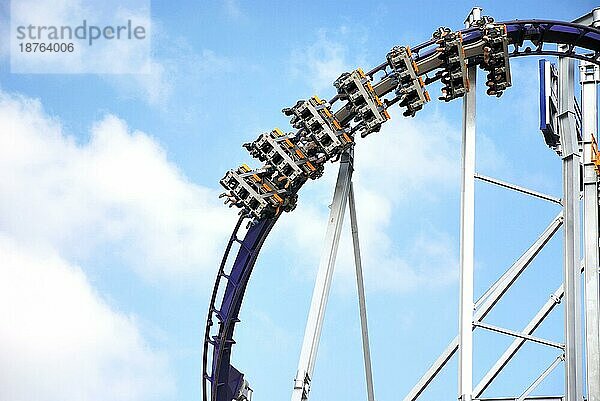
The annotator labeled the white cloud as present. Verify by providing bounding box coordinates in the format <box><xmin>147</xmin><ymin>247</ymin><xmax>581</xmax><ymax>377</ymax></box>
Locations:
<box><xmin>112</xmin><ymin>59</ymin><xmax>174</xmax><ymax>106</ymax></box>
<box><xmin>0</xmin><ymin>90</ymin><xmax>235</xmax><ymax>284</ymax></box>
<box><xmin>0</xmin><ymin>80</ymin><xmax>239</xmax><ymax>400</ymax></box>
<box><xmin>101</xmin><ymin>18</ymin><xmax>175</xmax><ymax>106</ymax></box>
<box><xmin>2</xmin><ymin>0</ymin><xmax>236</xmax><ymax>106</ymax></box>
<box><xmin>356</xmin><ymin>111</ymin><xmax>462</xmax><ymax>201</ymax></box>
<box><xmin>0</xmin><ymin>1</ymin><xmax>9</xmax><ymax>60</ymax></box>
<box><xmin>223</xmin><ymin>0</ymin><xmax>244</xmax><ymax>20</ymax></box>
<box><xmin>289</xmin><ymin>27</ymin><xmax>369</xmax><ymax>93</ymax></box>
<box><xmin>3</xmin><ymin>0</ymin><xmax>209</xmax><ymax>108</ymax></box>
<box><xmin>0</xmin><ymin>235</ymin><xmax>174</xmax><ymax>401</ymax></box>
<box><xmin>339</xmin><ymin>185</ymin><xmax>460</xmax><ymax>293</ymax></box>
<box><xmin>10</xmin><ymin>0</ymin><xmax>152</xmax><ymax>74</ymax></box>
<box><xmin>105</xmin><ymin>34</ymin><xmax>233</xmax><ymax>107</ymax></box>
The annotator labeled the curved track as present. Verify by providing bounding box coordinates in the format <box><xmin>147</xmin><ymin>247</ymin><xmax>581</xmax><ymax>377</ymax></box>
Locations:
<box><xmin>203</xmin><ymin>18</ymin><xmax>600</xmax><ymax>401</ymax></box>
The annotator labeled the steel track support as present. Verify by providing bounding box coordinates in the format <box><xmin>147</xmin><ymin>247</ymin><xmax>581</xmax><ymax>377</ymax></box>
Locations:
<box><xmin>474</xmin><ymin>285</ymin><xmax>565</xmax><ymax>397</ymax></box>
<box><xmin>558</xmin><ymin>46</ymin><xmax>584</xmax><ymax>401</ymax></box>
<box><xmin>458</xmin><ymin>57</ymin><xmax>476</xmax><ymax>401</ymax></box>
<box><xmin>458</xmin><ymin>8</ymin><xmax>481</xmax><ymax>401</ymax></box>
<box><xmin>517</xmin><ymin>355</ymin><xmax>565</xmax><ymax>401</ymax></box>
<box><xmin>472</xmin><ymin>322</ymin><xmax>565</xmax><ymax>350</ymax></box>
<box><xmin>572</xmin><ymin>7</ymin><xmax>600</xmax><ymax>26</ymax></box>
<box><xmin>349</xmin><ymin>182</ymin><xmax>376</xmax><ymax>401</ymax></box>
<box><xmin>292</xmin><ymin>152</ymin><xmax>353</xmax><ymax>401</ymax></box>
<box><xmin>473</xmin><ymin>174</ymin><xmax>562</xmax><ymax>205</ymax></box>
<box><xmin>580</xmin><ymin>60</ymin><xmax>600</xmax><ymax>401</ymax></box>
<box><xmin>403</xmin><ymin>213</ymin><xmax>562</xmax><ymax>401</ymax></box>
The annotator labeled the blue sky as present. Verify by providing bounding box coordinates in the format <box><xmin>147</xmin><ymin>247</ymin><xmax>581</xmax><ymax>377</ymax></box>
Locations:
<box><xmin>0</xmin><ymin>1</ymin><xmax>596</xmax><ymax>400</ymax></box>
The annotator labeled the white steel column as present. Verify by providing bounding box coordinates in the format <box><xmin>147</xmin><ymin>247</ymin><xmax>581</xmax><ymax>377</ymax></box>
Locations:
<box><xmin>292</xmin><ymin>152</ymin><xmax>353</xmax><ymax>401</ymax></box>
<box><xmin>458</xmin><ymin>8</ymin><xmax>480</xmax><ymax>401</ymax></box>
<box><xmin>349</xmin><ymin>182</ymin><xmax>376</xmax><ymax>401</ymax></box>
<box><xmin>580</xmin><ymin>60</ymin><xmax>600</xmax><ymax>401</ymax></box>
<box><xmin>558</xmin><ymin>47</ymin><xmax>584</xmax><ymax>401</ymax></box>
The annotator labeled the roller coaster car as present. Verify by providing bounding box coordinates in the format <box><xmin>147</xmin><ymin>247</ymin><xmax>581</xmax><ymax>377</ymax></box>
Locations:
<box><xmin>435</xmin><ymin>29</ymin><xmax>469</xmax><ymax>102</ymax></box>
<box><xmin>480</xmin><ymin>23</ymin><xmax>512</xmax><ymax>97</ymax></box>
<box><xmin>242</xmin><ymin>128</ymin><xmax>322</xmax><ymax>181</ymax></box>
<box><xmin>334</xmin><ymin>69</ymin><xmax>390</xmax><ymax>137</ymax></box>
<box><xmin>283</xmin><ymin>96</ymin><xmax>352</xmax><ymax>158</ymax></box>
<box><xmin>219</xmin><ymin>164</ymin><xmax>294</xmax><ymax>219</ymax></box>
<box><xmin>387</xmin><ymin>45</ymin><xmax>431</xmax><ymax>117</ymax></box>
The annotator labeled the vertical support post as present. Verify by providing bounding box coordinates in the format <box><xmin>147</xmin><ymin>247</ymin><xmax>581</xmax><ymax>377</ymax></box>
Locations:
<box><xmin>558</xmin><ymin>47</ymin><xmax>584</xmax><ymax>401</ymax></box>
<box><xmin>292</xmin><ymin>152</ymin><xmax>353</xmax><ymax>401</ymax></box>
<box><xmin>580</xmin><ymin>60</ymin><xmax>600</xmax><ymax>401</ymax></box>
<box><xmin>349</xmin><ymin>182</ymin><xmax>376</xmax><ymax>401</ymax></box>
<box><xmin>458</xmin><ymin>8</ymin><xmax>480</xmax><ymax>401</ymax></box>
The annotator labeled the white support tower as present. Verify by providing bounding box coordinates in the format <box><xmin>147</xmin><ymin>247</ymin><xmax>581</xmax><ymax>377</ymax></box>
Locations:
<box><xmin>580</xmin><ymin>59</ymin><xmax>600</xmax><ymax>401</ymax></box>
<box><xmin>292</xmin><ymin>153</ymin><xmax>353</xmax><ymax>401</ymax></box>
<box><xmin>349</xmin><ymin>182</ymin><xmax>376</xmax><ymax>401</ymax></box>
<box><xmin>292</xmin><ymin>152</ymin><xmax>375</xmax><ymax>401</ymax></box>
<box><xmin>458</xmin><ymin>7</ymin><xmax>480</xmax><ymax>401</ymax></box>
<box><xmin>558</xmin><ymin>46</ymin><xmax>584</xmax><ymax>401</ymax></box>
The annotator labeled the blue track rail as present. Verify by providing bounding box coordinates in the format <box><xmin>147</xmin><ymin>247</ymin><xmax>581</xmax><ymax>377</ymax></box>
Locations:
<box><xmin>203</xmin><ymin>18</ymin><xmax>600</xmax><ymax>401</ymax></box>
<box><xmin>203</xmin><ymin>216</ymin><xmax>278</xmax><ymax>401</ymax></box>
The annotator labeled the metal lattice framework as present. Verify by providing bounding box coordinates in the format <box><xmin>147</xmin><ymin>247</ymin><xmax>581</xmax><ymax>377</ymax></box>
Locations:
<box><xmin>203</xmin><ymin>8</ymin><xmax>600</xmax><ymax>401</ymax></box>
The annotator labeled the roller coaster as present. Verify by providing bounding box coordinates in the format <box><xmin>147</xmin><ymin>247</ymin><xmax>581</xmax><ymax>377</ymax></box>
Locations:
<box><xmin>203</xmin><ymin>7</ymin><xmax>600</xmax><ymax>401</ymax></box>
